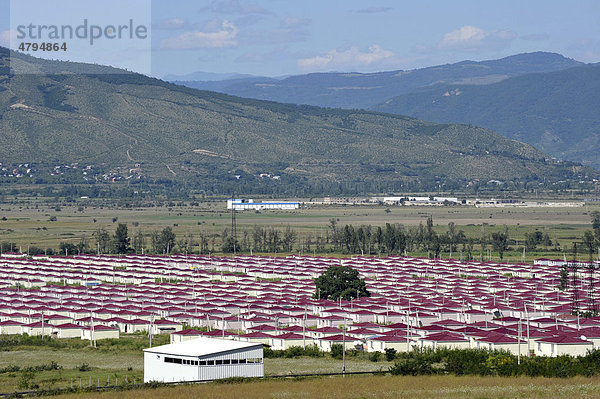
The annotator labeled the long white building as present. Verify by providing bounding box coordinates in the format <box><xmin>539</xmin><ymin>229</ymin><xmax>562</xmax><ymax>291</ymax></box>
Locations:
<box><xmin>143</xmin><ymin>337</ymin><xmax>264</xmax><ymax>383</ymax></box>
<box><xmin>227</xmin><ymin>199</ymin><xmax>299</xmax><ymax>211</ymax></box>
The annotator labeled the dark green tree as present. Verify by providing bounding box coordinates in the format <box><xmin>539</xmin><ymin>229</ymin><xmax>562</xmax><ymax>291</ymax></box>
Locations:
<box><xmin>592</xmin><ymin>211</ymin><xmax>600</xmax><ymax>235</ymax></box>
<box><xmin>132</xmin><ymin>230</ymin><xmax>145</xmax><ymax>254</ymax></box>
<box><xmin>152</xmin><ymin>227</ymin><xmax>176</xmax><ymax>254</ymax></box>
<box><xmin>160</xmin><ymin>227</ymin><xmax>176</xmax><ymax>254</ymax></box>
<box><xmin>313</xmin><ymin>265</ymin><xmax>370</xmax><ymax>300</ymax></box>
<box><xmin>491</xmin><ymin>229</ymin><xmax>509</xmax><ymax>260</ymax></box>
<box><xmin>559</xmin><ymin>264</ymin><xmax>569</xmax><ymax>291</ymax></box>
<box><xmin>112</xmin><ymin>223</ymin><xmax>131</xmax><ymax>254</ymax></box>
<box><xmin>59</xmin><ymin>242</ymin><xmax>78</xmax><ymax>255</ymax></box>
<box><xmin>93</xmin><ymin>227</ymin><xmax>110</xmax><ymax>254</ymax></box>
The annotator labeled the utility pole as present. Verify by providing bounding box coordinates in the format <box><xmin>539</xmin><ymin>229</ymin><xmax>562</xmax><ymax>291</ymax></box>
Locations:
<box><xmin>342</xmin><ymin>320</ymin><xmax>346</xmax><ymax>376</ymax></box>
<box><xmin>571</xmin><ymin>243</ymin><xmax>580</xmax><ymax>315</ymax></box>
<box><xmin>149</xmin><ymin>315</ymin><xmax>154</xmax><ymax>348</ymax></box>
<box><xmin>517</xmin><ymin>315</ymin><xmax>521</xmax><ymax>365</ymax></box>
<box><xmin>231</xmin><ymin>194</ymin><xmax>237</xmax><ymax>256</ymax></box>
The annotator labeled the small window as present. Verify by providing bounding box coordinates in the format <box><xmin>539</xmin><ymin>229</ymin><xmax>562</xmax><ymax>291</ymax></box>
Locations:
<box><xmin>199</xmin><ymin>360</ymin><xmax>207</xmax><ymax>366</ymax></box>
<box><xmin>231</xmin><ymin>359</ymin><xmax>239</xmax><ymax>364</ymax></box>
<box><xmin>215</xmin><ymin>360</ymin><xmax>223</xmax><ymax>365</ymax></box>
<box><xmin>192</xmin><ymin>361</ymin><xmax>198</xmax><ymax>365</ymax></box>
<box><xmin>223</xmin><ymin>359</ymin><xmax>231</xmax><ymax>365</ymax></box>
<box><xmin>239</xmin><ymin>359</ymin><xmax>246</xmax><ymax>364</ymax></box>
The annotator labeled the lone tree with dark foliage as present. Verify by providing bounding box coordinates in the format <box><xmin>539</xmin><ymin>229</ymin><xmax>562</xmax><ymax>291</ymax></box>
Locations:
<box><xmin>314</xmin><ymin>265</ymin><xmax>370</xmax><ymax>300</ymax></box>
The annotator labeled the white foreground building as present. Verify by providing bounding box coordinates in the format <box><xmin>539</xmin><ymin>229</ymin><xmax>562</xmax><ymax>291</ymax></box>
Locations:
<box><xmin>143</xmin><ymin>337</ymin><xmax>264</xmax><ymax>383</ymax></box>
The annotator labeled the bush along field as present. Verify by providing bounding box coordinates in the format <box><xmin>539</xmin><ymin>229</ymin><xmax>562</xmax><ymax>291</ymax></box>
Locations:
<box><xmin>388</xmin><ymin>347</ymin><xmax>600</xmax><ymax>378</ymax></box>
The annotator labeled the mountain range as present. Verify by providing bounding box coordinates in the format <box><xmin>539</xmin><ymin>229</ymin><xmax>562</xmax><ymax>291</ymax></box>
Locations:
<box><xmin>0</xmin><ymin>48</ymin><xmax>594</xmax><ymax>195</ymax></box>
<box><xmin>371</xmin><ymin>63</ymin><xmax>600</xmax><ymax>169</ymax></box>
<box><xmin>172</xmin><ymin>52</ymin><xmax>599</xmax><ymax>169</ymax></box>
<box><xmin>172</xmin><ymin>52</ymin><xmax>581</xmax><ymax>110</ymax></box>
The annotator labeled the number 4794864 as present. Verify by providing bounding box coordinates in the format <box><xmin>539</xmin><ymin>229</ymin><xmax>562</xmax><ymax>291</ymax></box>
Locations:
<box><xmin>18</xmin><ymin>42</ymin><xmax>67</xmax><ymax>52</ymax></box>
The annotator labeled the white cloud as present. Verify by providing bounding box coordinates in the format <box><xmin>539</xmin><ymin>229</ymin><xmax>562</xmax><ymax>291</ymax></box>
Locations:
<box><xmin>160</xmin><ymin>20</ymin><xmax>238</xmax><ymax>49</ymax></box>
<box><xmin>438</xmin><ymin>25</ymin><xmax>516</xmax><ymax>51</ymax></box>
<box><xmin>0</xmin><ymin>30</ymin><xmax>15</xmax><ymax>48</ymax></box>
<box><xmin>356</xmin><ymin>7</ymin><xmax>392</xmax><ymax>14</ymax></box>
<box><xmin>154</xmin><ymin>18</ymin><xmax>187</xmax><ymax>30</ymax></box>
<box><xmin>298</xmin><ymin>45</ymin><xmax>394</xmax><ymax>71</ymax></box>
<box><xmin>203</xmin><ymin>0</ymin><xmax>270</xmax><ymax>15</ymax></box>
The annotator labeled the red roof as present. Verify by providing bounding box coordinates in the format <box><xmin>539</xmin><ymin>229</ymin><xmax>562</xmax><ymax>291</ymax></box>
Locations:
<box><xmin>538</xmin><ymin>335</ymin><xmax>592</xmax><ymax>344</ymax></box>
<box><xmin>53</xmin><ymin>323</ymin><xmax>82</xmax><ymax>329</ymax></box>
<box><xmin>476</xmin><ymin>333</ymin><xmax>519</xmax><ymax>344</ymax></box>
<box><xmin>422</xmin><ymin>332</ymin><xmax>468</xmax><ymax>342</ymax></box>
<box><xmin>275</xmin><ymin>332</ymin><xmax>304</xmax><ymax>340</ymax></box>
<box><xmin>318</xmin><ymin>334</ymin><xmax>359</xmax><ymax>342</ymax></box>
<box><xmin>172</xmin><ymin>328</ymin><xmax>203</xmax><ymax>336</ymax></box>
<box><xmin>240</xmin><ymin>331</ymin><xmax>274</xmax><ymax>338</ymax></box>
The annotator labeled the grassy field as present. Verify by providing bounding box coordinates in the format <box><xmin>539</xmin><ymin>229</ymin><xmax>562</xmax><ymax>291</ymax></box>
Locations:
<box><xmin>0</xmin><ymin>337</ymin><xmax>392</xmax><ymax>393</ymax></box>
<box><xmin>0</xmin><ymin>335</ymin><xmax>168</xmax><ymax>392</ymax></box>
<box><xmin>43</xmin><ymin>374</ymin><xmax>600</xmax><ymax>399</ymax></box>
<box><xmin>3</xmin><ymin>344</ymin><xmax>600</xmax><ymax>398</ymax></box>
<box><xmin>0</xmin><ymin>200</ymin><xmax>598</xmax><ymax>261</ymax></box>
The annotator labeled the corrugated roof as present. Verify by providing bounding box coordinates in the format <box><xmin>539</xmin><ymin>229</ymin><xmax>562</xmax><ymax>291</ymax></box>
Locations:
<box><xmin>143</xmin><ymin>337</ymin><xmax>262</xmax><ymax>357</ymax></box>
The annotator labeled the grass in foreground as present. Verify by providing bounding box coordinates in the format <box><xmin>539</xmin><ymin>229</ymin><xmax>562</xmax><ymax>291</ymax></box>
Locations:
<box><xmin>48</xmin><ymin>375</ymin><xmax>600</xmax><ymax>399</ymax></box>
<box><xmin>0</xmin><ymin>348</ymin><xmax>391</xmax><ymax>392</ymax></box>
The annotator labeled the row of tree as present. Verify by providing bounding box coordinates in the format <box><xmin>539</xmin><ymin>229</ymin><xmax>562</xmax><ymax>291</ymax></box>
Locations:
<box><xmin>5</xmin><ymin>211</ymin><xmax>598</xmax><ymax>259</ymax></box>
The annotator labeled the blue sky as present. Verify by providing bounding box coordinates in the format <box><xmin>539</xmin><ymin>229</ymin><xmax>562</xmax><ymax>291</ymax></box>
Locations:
<box><xmin>2</xmin><ymin>0</ymin><xmax>600</xmax><ymax>78</ymax></box>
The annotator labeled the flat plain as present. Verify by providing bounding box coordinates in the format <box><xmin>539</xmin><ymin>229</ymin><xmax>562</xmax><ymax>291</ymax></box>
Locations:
<box><xmin>0</xmin><ymin>200</ymin><xmax>598</xmax><ymax>261</ymax></box>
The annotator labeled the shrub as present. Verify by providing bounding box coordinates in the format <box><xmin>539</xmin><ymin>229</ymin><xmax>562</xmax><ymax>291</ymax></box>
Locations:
<box><xmin>389</xmin><ymin>357</ymin><xmax>434</xmax><ymax>376</ymax></box>
<box><xmin>0</xmin><ymin>365</ymin><xmax>20</xmax><ymax>374</ymax></box>
<box><xmin>445</xmin><ymin>349</ymin><xmax>492</xmax><ymax>376</ymax></box>
<box><xmin>384</xmin><ymin>348</ymin><xmax>397</xmax><ymax>361</ymax></box>
<box><xmin>284</xmin><ymin>346</ymin><xmax>305</xmax><ymax>358</ymax></box>
<box><xmin>77</xmin><ymin>363</ymin><xmax>91</xmax><ymax>372</ymax></box>
<box><xmin>263</xmin><ymin>347</ymin><xmax>282</xmax><ymax>358</ymax></box>
<box><xmin>331</xmin><ymin>344</ymin><xmax>344</xmax><ymax>360</ymax></box>
<box><xmin>369</xmin><ymin>351</ymin><xmax>382</xmax><ymax>362</ymax></box>
<box><xmin>303</xmin><ymin>344</ymin><xmax>324</xmax><ymax>358</ymax></box>
<box><xmin>486</xmin><ymin>353</ymin><xmax>520</xmax><ymax>376</ymax></box>
<box><xmin>18</xmin><ymin>371</ymin><xmax>39</xmax><ymax>390</ymax></box>
<box><xmin>543</xmin><ymin>355</ymin><xmax>578</xmax><ymax>378</ymax></box>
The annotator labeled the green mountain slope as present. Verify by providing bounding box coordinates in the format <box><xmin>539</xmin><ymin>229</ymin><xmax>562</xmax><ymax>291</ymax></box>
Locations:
<box><xmin>371</xmin><ymin>64</ymin><xmax>600</xmax><ymax>169</ymax></box>
<box><xmin>174</xmin><ymin>52</ymin><xmax>582</xmax><ymax>109</ymax></box>
<box><xmin>0</xmin><ymin>48</ymin><xmax>594</xmax><ymax>195</ymax></box>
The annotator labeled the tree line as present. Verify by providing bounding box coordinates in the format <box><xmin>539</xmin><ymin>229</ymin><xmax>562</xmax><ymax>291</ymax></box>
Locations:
<box><xmin>2</xmin><ymin>211</ymin><xmax>598</xmax><ymax>259</ymax></box>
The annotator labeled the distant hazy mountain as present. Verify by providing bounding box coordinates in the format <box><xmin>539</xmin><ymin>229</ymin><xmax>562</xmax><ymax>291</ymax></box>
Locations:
<box><xmin>164</xmin><ymin>71</ymin><xmax>258</xmax><ymax>82</ymax></box>
<box><xmin>0</xmin><ymin>47</ymin><xmax>591</xmax><ymax>195</ymax></box>
<box><xmin>173</xmin><ymin>52</ymin><xmax>582</xmax><ymax>109</ymax></box>
<box><xmin>372</xmin><ymin>63</ymin><xmax>600</xmax><ymax>169</ymax></box>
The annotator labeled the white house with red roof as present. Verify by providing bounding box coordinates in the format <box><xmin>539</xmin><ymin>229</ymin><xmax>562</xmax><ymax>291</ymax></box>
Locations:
<box><xmin>270</xmin><ymin>332</ymin><xmax>308</xmax><ymax>350</ymax></box>
<box><xmin>170</xmin><ymin>328</ymin><xmax>204</xmax><ymax>344</ymax></box>
<box><xmin>81</xmin><ymin>325</ymin><xmax>119</xmax><ymax>340</ymax></box>
<box><xmin>52</xmin><ymin>323</ymin><xmax>83</xmax><ymax>339</ymax></box>
<box><xmin>535</xmin><ymin>335</ymin><xmax>594</xmax><ymax>357</ymax></box>
<box><xmin>419</xmin><ymin>331</ymin><xmax>470</xmax><ymax>350</ymax></box>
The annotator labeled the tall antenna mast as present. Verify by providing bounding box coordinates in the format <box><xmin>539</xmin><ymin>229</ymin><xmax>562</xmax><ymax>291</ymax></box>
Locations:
<box><xmin>231</xmin><ymin>193</ymin><xmax>237</xmax><ymax>255</ymax></box>
<box><xmin>571</xmin><ymin>243</ymin><xmax>579</xmax><ymax>315</ymax></box>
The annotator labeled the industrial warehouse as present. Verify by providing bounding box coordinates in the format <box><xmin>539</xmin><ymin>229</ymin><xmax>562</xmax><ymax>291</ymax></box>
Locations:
<box><xmin>227</xmin><ymin>199</ymin><xmax>300</xmax><ymax>211</ymax></box>
<box><xmin>143</xmin><ymin>337</ymin><xmax>264</xmax><ymax>383</ymax></box>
